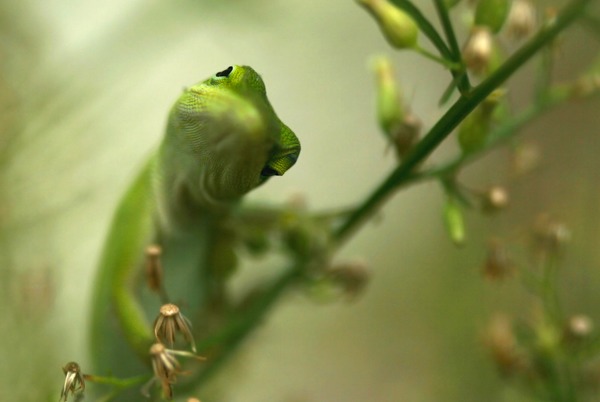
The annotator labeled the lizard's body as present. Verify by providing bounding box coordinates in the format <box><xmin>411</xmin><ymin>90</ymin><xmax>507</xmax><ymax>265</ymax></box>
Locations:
<box><xmin>89</xmin><ymin>65</ymin><xmax>300</xmax><ymax>392</ymax></box>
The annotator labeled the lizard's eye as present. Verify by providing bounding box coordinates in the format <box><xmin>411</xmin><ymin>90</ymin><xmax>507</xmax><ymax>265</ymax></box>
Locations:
<box><xmin>215</xmin><ymin>66</ymin><xmax>233</xmax><ymax>78</ymax></box>
<box><xmin>260</xmin><ymin>166</ymin><xmax>281</xmax><ymax>178</ymax></box>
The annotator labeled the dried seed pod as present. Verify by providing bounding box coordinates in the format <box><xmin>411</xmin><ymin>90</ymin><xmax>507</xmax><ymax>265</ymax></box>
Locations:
<box><xmin>483</xmin><ymin>238</ymin><xmax>514</xmax><ymax>280</ymax></box>
<box><xmin>391</xmin><ymin>112</ymin><xmax>421</xmax><ymax>159</ymax></box>
<box><xmin>532</xmin><ymin>214</ymin><xmax>571</xmax><ymax>254</ymax></box>
<box><xmin>154</xmin><ymin>303</ymin><xmax>197</xmax><ymax>352</ymax></box>
<box><xmin>327</xmin><ymin>260</ymin><xmax>371</xmax><ymax>300</ymax></box>
<box><xmin>60</xmin><ymin>362</ymin><xmax>86</xmax><ymax>402</ymax></box>
<box><xmin>484</xmin><ymin>314</ymin><xmax>527</xmax><ymax>375</ymax></box>
<box><xmin>146</xmin><ymin>245</ymin><xmax>163</xmax><ymax>292</ymax></box>
<box><xmin>148</xmin><ymin>343</ymin><xmax>206</xmax><ymax>400</ymax></box>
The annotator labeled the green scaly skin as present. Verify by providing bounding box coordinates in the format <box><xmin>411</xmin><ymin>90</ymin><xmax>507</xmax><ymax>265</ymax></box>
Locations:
<box><xmin>89</xmin><ymin>65</ymin><xmax>300</xmax><ymax>397</ymax></box>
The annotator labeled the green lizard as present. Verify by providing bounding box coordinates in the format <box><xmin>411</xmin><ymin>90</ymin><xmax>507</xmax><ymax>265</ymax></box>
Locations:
<box><xmin>89</xmin><ymin>65</ymin><xmax>300</xmax><ymax>397</ymax></box>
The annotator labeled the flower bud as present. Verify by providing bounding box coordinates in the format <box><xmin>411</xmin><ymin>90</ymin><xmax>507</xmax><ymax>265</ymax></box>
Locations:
<box><xmin>572</xmin><ymin>56</ymin><xmax>600</xmax><ymax>98</ymax></box>
<box><xmin>458</xmin><ymin>89</ymin><xmax>503</xmax><ymax>153</ymax></box>
<box><xmin>510</xmin><ymin>141</ymin><xmax>541</xmax><ymax>175</ymax></box>
<box><xmin>505</xmin><ymin>0</ymin><xmax>537</xmax><ymax>40</ymax></box>
<box><xmin>481</xmin><ymin>185</ymin><xmax>509</xmax><ymax>213</ymax></box>
<box><xmin>565</xmin><ymin>314</ymin><xmax>593</xmax><ymax>340</ymax></box>
<box><xmin>372</xmin><ymin>56</ymin><xmax>405</xmax><ymax>137</ymax></box>
<box><xmin>462</xmin><ymin>26</ymin><xmax>495</xmax><ymax>75</ymax></box>
<box><xmin>443</xmin><ymin>196</ymin><xmax>466</xmax><ymax>246</ymax></box>
<box><xmin>474</xmin><ymin>0</ymin><xmax>510</xmax><ymax>33</ymax></box>
<box><xmin>357</xmin><ymin>0</ymin><xmax>419</xmax><ymax>49</ymax></box>
<box><xmin>371</xmin><ymin>56</ymin><xmax>420</xmax><ymax>158</ymax></box>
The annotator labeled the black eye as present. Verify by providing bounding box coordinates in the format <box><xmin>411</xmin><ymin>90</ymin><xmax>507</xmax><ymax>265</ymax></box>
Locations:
<box><xmin>260</xmin><ymin>166</ymin><xmax>280</xmax><ymax>177</ymax></box>
<box><xmin>216</xmin><ymin>66</ymin><xmax>233</xmax><ymax>77</ymax></box>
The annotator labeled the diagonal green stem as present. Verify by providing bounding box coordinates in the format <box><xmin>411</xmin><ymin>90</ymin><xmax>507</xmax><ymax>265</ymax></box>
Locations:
<box><xmin>433</xmin><ymin>0</ymin><xmax>462</xmax><ymax>59</ymax></box>
<box><xmin>433</xmin><ymin>0</ymin><xmax>471</xmax><ymax>94</ymax></box>
<box><xmin>413</xmin><ymin>85</ymin><xmax>573</xmax><ymax>180</ymax></box>
<box><xmin>333</xmin><ymin>0</ymin><xmax>592</xmax><ymax>245</ymax></box>
<box><xmin>191</xmin><ymin>264</ymin><xmax>304</xmax><ymax>386</ymax></box>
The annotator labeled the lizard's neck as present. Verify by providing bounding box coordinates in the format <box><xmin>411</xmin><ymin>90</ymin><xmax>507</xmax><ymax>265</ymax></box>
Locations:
<box><xmin>152</xmin><ymin>134</ymin><xmax>236</xmax><ymax>234</ymax></box>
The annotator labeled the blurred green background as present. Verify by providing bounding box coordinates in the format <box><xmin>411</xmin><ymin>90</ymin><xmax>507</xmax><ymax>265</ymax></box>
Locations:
<box><xmin>1</xmin><ymin>0</ymin><xmax>599</xmax><ymax>401</ymax></box>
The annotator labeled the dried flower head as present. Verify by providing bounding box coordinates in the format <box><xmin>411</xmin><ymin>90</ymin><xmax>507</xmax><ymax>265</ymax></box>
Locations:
<box><xmin>150</xmin><ymin>343</ymin><xmax>180</xmax><ymax>399</ymax></box>
<box><xmin>484</xmin><ymin>314</ymin><xmax>527</xmax><ymax>376</ymax></box>
<box><xmin>532</xmin><ymin>214</ymin><xmax>571</xmax><ymax>254</ymax></box>
<box><xmin>327</xmin><ymin>260</ymin><xmax>371</xmax><ymax>300</ymax></box>
<box><xmin>391</xmin><ymin>112</ymin><xmax>421</xmax><ymax>159</ymax></box>
<box><xmin>60</xmin><ymin>362</ymin><xmax>85</xmax><ymax>402</ymax></box>
<box><xmin>483</xmin><ymin>238</ymin><xmax>514</xmax><ymax>280</ymax></box>
<box><xmin>154</xmin><ymin>303</ymin><xmax>197</xmax><ymax>352</ymax></box>
<box><xmin>147</xmin><ymin>343</ymin><xmax>205</xmax><ymax>400</ymax></box>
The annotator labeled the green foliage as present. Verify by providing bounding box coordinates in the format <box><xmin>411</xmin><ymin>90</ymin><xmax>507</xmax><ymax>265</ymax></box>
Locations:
<box><xmin>2</xmin><ymin>0</ymin><xmax>600</xmax><ymax>400</ymax></box>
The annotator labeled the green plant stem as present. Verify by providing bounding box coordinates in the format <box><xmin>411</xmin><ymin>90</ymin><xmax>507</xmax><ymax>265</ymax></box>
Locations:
<box><xmin>83</xmin><ymin>374</ymin><xmax>148</xmax><ymax>388</ymax></box>
<box><xmin>333</xmin><ymin>0</ymin><xmax>592</xmax><ymax>245</ymax></box>
<box><xmin>432</xmin><ymin>0</ymin><xmax>462</xmax><ymax>60</ymax></box>
<box><xmin>535</xmin><ymin>45</ymin><xmax>555</xmax><ymax>102</ymax></box>
<box><xmin>413</xmin><ymin>85</ymin><xmax>572</xmax><ymax>180</ymax></box>
<box><xmin>541</xmin><ymin>254</ymin><xmax>563</xmax><ymax>325</ymax></box>
<box><xmin>82</xmin><ymin>370</ymin><xmax>148</xmax><ymax>400</ymax></box>
<box><xmin>433</xmin><ymin>0</ymin><xmax>471</xmax><ymax>94</ymax></box>
<box><xmin>414</xmin><ymin>45</ymin><xmax>461</xmax><ymax>69</ymax></box>
<box><xmin>192</xmin><ymin>264</ymin><xmax>304</xmax><ymax>386</ymax></box>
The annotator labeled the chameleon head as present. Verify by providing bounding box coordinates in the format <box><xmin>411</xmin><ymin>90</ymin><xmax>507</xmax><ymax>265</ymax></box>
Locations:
<box><xmin>164</xmin><ymin>65</ymin><xmax>301</xmax><ymax>206</ymax></box>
